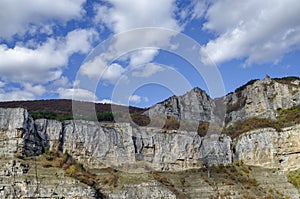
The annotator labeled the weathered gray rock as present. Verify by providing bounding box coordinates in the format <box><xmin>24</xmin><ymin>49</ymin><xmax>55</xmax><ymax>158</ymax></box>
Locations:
<box><xmin>1</xmin><ymin>104</ymin><xmax>300</xmax><ymax>198</ymax></box>
<box><xmin>132</xmin><ymin>127</ymin><xmax>203</xmax><ymax>170</ymax></box>
<box><xmin>235</xmin><ymin>124</ymin><xmax>300</xmax><ymax>171</ymax></box>
<box><xmin>0</xmin><ymin>108</ymin><xmax>232</xmax><ymax>172</ymax></box>
<box><xmin>0</xmin><ymin>108</ymin><xmax>28</xmax><ymax>158</ymax></box>
<box><xmin>61</xmin><ymin>121</ymin><xmax>232</xmax><ymax>171</ymax></box>
<box><xmin>62</xmin><ymin>121</ymin><xmax>136</xmax><ymax>169</ymax></box>
<box><xmin>201</xmin><ymin>134</ymin><xmax>232</xmax><ymax>167</ymax></box>
<box><xmin>34</xmin><ymin>119</ymin><xmax>62</xmax><ymax>152</ymax></box>
<box><xmin>224</xmin><ymin>78</ymin><xmax>300</xmax><ymax>125</ymax></box>
<box><xmin>144</xmin><ymin>78</ymin><xmax>300</xmax><ymax>128</ymax></box>
<box><xmin>145</xmin><ymin>88</ymin><xmax>219</xmax><ymax>125</ymax></box>
<box><xmin>107</xmin><ymin>182</ymin><xmax>176</xmax><ymax>199</ymax></box>
<box><xmin>0</xmin><ymin>159</ymin><xmax>97</xmax><ymax>199</ymax></box>
<box><xmin>0</xmin><ymin>109</ymin><xmax>61</xmax><ymax>158</ymax></box>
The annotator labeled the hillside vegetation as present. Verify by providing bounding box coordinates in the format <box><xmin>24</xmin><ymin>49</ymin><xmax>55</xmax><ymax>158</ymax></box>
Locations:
<box><xmin>223</xmin><ymin>105</ymin><xmax>300</xmax><ymax>138</ymax></box>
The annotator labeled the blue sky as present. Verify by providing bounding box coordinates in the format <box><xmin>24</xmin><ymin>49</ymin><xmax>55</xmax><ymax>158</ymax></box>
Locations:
<box><xmin>0</xmin><ymin>0</ymin><xmax>299</xmax><ymax>108</ymax></box>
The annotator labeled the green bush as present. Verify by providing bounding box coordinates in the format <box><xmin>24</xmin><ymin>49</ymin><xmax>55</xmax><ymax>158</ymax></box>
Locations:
<box><xmin>223</xmin><ymin>105</ymin><xmax>300</xmax><ymax>138</ymax></box>
<box><xmin>97</xmin><ymin>112</ymin><xmax>114</xmax><ymax>122</ymax></box>
<box><xmin>235</xmin><ymin>79</ymin><xmax>259</xmax><ymax>93</ymax></box>
<box><xmin>29</xmin><ymin>111</ymin><xmax>73</xmax><ymax>121</ymax></box>
<box><xmin>163</xmin><ymin>116</ymin><xmax>180</xmax><ymax>130</ymax></box>
<box><xmin>288</xmin><ymin>169</ymin><xmax>300</xmax><ymax>190</ymax></box>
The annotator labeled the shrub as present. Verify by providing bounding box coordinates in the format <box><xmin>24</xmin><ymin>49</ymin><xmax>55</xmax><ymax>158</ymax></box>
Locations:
<box><xmin>288</xmin><ymin>169</ymin><xmax>300</xmax><ymax>190</ymax></box>
<box><xmin>97</xmin><ymin>112</ymin><xmax>114</xmax><ymax>122</ymax></box>
<box><xmin>224</xmin><ymin>105</ymin><xmax>300</xmax><ymax>138</ymax></box>
<box><xmin>273</xmin><ymin>76</ymin><xmax>300</xmax><ymax>87</ymax></box>
<box><xmin>163</xmin><ymin>116</ymin><xmax>180</xmax><ymax>130</ymax></box>
<box><xmin>235</xmin><ymin>79</ymin><xmax>259</xmax><ymax>93</ymax></box>
<box><xmin>223</xmin><ymin>117</ymin><xmax>281</xmax><ymax>138</ymax></box>
<box><xmin>43</xmin><ymin>147</ymin><xmax>53</xmax><ymax>161</ymax></box>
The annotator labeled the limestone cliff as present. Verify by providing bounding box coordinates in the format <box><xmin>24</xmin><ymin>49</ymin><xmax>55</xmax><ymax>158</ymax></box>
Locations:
<box><xmin>235</xmin><ymin>124</ymin><xmax>300</xmax><ymax>171</ymax></box>
<box><xmin>12</xmin><ymin>113</ymin><xmax>232</xmax><ymax>171</ymax></box>
<box><xmin>144</xmin><ymin>87</ymin><xmax>218</xmax><ymax>123</ymax></box>
<box><xmin>0</xmin><ymin>108</ymin><xmax>97</xmax><ymax>198</ymax></box>
<box><xmin>224</xmin><ymin>77</ymin><xmax>300</xmax><ymax>125</ymax></box>
<box><xmin>0</xmin><ymin>105</ymin><xmax>300</xmax><ymax>198</ymax></box>
<box><xmin>145</xmin><ymin>77</ymin><xmax>300</xmax><ymax>127</ymax></box>
<box><xmin>0</xmin><ymin>76</ymin><xmax>300</xmax><ymax>198</ymax></box>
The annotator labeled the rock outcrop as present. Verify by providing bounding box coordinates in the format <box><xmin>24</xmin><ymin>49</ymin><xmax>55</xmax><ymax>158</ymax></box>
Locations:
<box><xmin>1</xmin><ymin>98</ymin><xmax>300</xmax><ymax>173</ymax></box>
<box><xmin>107</xmin><ymin>182</ymin><xmax>176</xmax><ymax>199</ymax></box>
<box><xmin>0</xmin><ymin>159</ymin><xmax>97</xmax><ymax>199</ymax></box>
<box><xmin>224</xmin><ymin>77</ymin><xmax>300</xmax><ymax>125</ymax></box>
<box><xmin>145</xmin><ymin>87</ymin><xmax>219</xmax><ymax>124</ymax></box>
<box><xmin>235</xmin><ymin>124</ymin><xmax>300</xmax><ymax>171</ymax></box>
<box><xmin>0</xmin><ymin>108</ymin><xmax>232</xmax><ymax>171</ymax></box>
<box><xmin>0</xmin><ymin>108</ymin><xmax>28</xmax><ymax>158</ymax></box>
<box><xmin>0</xmin><ymin>76</ymin><xmax>300</xmax><ymax>198</ymax></box>
<box><xmin>144</xmin><ymin>77</ymin><xmax>300</xmax><ymax>130</ymax></box>
<box><xmin>58</xmin><ymin>120</ymin><xmax>231</xmax><ymax>171</ymax></box>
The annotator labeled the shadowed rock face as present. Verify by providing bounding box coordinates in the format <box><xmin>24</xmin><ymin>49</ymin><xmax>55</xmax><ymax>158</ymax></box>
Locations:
<box><xmin>0</xmin><ymin>108</ymin><xmax>29</xmax><ymax>158</ymax></box>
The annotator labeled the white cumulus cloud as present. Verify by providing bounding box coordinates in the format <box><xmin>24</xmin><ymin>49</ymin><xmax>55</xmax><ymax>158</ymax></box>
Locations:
<box><xmin>201</xmin><ymin>0</ymin><xmax>300</xmax><ymax>66</ymax></box>
<box><xmin>0</xmin><ymin>29</ymin><xmax>97</xmax><ymax>84</ymax></box>
<box><xmin>129</xmin><ymin>49</ymin><xmax>159</xmax><ymax>67</ymax></box>
<box><xmin>132</xmin><ymin>64</ymin><xmax>165</xmax><ymax>77</ymax></box>
<box><xmin>0</xmin><ymin>0</ymin><xmax>86</xmax><ymax>39</ymax></box>
<box><xmin>91</xmin><ymin>0</ymin><xmax>180</xmax><ymax>79</ymax></box>
<box><xmin>128</xmin><ymin>95</ymin><xmax>149</xmax><ymax>104</ymax></box>
<box><xmin>57</xmin><ymin>88</ymin><xmax>98</xmax><ymax>102</ymax></box>
<box><xmin>0</xmin><ymin>90</ymin><xmax>36</xmax><ymax>101</ymax></box>
<box><xmin>128</xmin><ymin>95</ymin><xmax>142</xmax><ymax>103</ymax></box>
<box><xmin>94</xmin><ymin>0</ymin><xmax>180</xmax><ymax>33</ymax></box>
<box><xmin>80</xmin><ymin>55</ymin><xmax>126</xmax><ymax>83</ymax></box>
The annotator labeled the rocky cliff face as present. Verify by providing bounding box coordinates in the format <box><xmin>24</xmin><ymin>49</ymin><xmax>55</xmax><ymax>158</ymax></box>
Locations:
<box><xmin>235</xmin><ymin>124</ymin><xmax>300</xmax><ymax>171</ymax></box>
<box><xmin>0</xmin><ymin>108</ymin><xmax>28</xmax><ymax>158</ymax></box>
<box><xmin>0</xmin><ymin>108</ymin><xmax>97</xmax><ymax>198</ymax></box>
<box><xmin>0</xmin><ymin>105</ymin><xmax>299</xmax><ymax>198</ymax></box>
<box><xmin>0</xmin><ymin>76</ymin><xmax>300</xmax><ymax>198</ymax></box>
<box><xmin>0</xmin><ymin>107</ymin><xmax>231</xmax><ymax>171</ymax></box>
<box><xmin>145</xmin><ymin>77</ymin><xmax>300</xmax><ymax>127</ymax></box>
<box><xmin>224</xmin><ymin>77</ymin><xmax>300</xmax><ymax>125</ymax></box>
<box><xmin>145</xmin><ymin>87</ymin><xmax>218</xmax><ymax>123</ymax></box>
<box><xmin>0</xmin><ymin>108</ymin><xmax>233</xmax><ymax>198</ymax></box>
<box><xmin>36</xmin><ymin>119</ymin><xmax>231</xmax><ymax>171</ymax></box>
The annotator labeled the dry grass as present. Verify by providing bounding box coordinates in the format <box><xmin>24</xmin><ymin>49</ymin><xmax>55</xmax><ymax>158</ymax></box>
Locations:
<box><xmin>223</xmin><ymin>105</ymin><xmax>300</xmax><ymax>138</ymax></box>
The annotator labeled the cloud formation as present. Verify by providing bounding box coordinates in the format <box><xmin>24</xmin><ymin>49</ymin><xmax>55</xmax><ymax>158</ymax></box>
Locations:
<box><xmin>57</xmin><ymin>88</ymin><xmax>98</xmax><ymax>101</ymax></box>
<box><xmin>128</xmin><ymin>94</ymin><xmax>148</xmax><ymax>104</ymax></box>
<box><xmin>201</xmin><ymin>0</ymin><xmax>300</xmax><ymax>65</ymax></box>
<box><xmin>0</xmin><ymin>0</ymin><xmax>86</xmax><ymax>39</ymax></box>
<box><xmin>0</xmin><ymin>0</ymin><xmax>299</xmax><ymax>103</ymax></box>
<box><xmin>94</xmin><ymin>0</ymin><xmax>180</xmax><ymax>33</ymax></box>
<box><xmin>0</xmin><ymin>29</ymin><xmax>96</xmax><ymax>84</ymax></box>
<box><xmin>132</xmin><ymin>64</ymin><xmax>165</xmax><ymax>77</ymax></box>
<box><xmin>0</xmin><ymin>28</ymin><xmax>97</xmax><ymax>101</ymax></box>
<box><xmin>88</xmin><ymin>0</ymin><xmax>181</xmax><ymax>83</ymax></box>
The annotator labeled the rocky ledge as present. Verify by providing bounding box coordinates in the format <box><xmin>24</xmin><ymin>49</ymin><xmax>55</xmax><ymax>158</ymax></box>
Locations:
<box><xmin>1</xmin><ymin>107</ymin><xmax>300</xmax><ymax>171</ymax></box>
<box><xmin>0</xmin><ymin>107</ymin><xmax>300</xmax><ymax>198</ymax></box>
